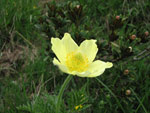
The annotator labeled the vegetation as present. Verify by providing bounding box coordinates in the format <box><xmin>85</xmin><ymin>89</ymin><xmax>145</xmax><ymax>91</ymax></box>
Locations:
<box><xmin>0</xmin><ymin>0</ymin><xmax>150</xmax><ymax>112</ymax></box>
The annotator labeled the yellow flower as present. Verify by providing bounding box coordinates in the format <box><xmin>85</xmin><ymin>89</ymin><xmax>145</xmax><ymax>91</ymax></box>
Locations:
<box><xmin>79</xmin><ymin>104</ymin><xmax>83</xmax><ymax>109</ymax></box>
<box><xmin>75</xmin><ymin>105</ymin><xmax>79</xmax><ymax>110</ymax></box>
<box><xmin>51</xmin><ymin>33</ymin><xmax>113</xmax><ymax>77</ymax></box>
<box><xmin>75</xmin><ymin>104</ymin><xmax>83</xmax><ymax>110</ymax></box>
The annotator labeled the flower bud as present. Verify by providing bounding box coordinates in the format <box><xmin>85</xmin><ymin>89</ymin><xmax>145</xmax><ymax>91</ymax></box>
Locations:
<box><xmin>125</xmin><ymin>89</ymin><xmax>131</xmax><ymax>95</ymax></box>
<box><xmin>124</xmin><ymin>69</ymin><xmax>129</xmax><ymax>75</ymax></box>
<box><xmin>116</xmin><ymin>16</ymin><xmax>120</xmax><ymax>20</ymax></box>
<box><xmin>145</xmin><ymin>31</ymin><xmax>149</xmax><ymax>37</ymax></box>
<box><xmin>130</xmin><ymin>35</ymin><xmax>136</xmax><ymax>40</ymax></box>
<box><xmin>76</xmin><ymin>5</ymin><xmax>80</xmax><ymax>9</ymax></box>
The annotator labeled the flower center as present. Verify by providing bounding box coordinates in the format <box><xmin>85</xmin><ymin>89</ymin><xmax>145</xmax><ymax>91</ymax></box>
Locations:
<box><xmin>66</xmin><ymin>52</ymin><xmax>89</xmax><ymax>72</ymax></box>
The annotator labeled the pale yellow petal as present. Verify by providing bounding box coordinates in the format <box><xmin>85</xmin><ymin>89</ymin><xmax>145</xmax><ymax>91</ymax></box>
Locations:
<box><xmin>86</xmin><ymin>60</ymin><xmax>113</xmax><ymax>77</ymax></box>
<box><xmin>69</xmin><ymin>71</ymin><xmax>91</xmax><ymax>77</ymax></box>
<box><xmin>106</xmin><ymin>62</ymin><xmax>113</xmax><ymax>68</ymax></box>
<box><xmin>53</xmin><ymin>58</ymin><xmax>68</xmax><ymax>73</ymax></box>
<box><xmin>79</xmin><ymin>40</ymin><xmax>98</xmax><ymax>63</ymax></box>
<box><xmin>51</xmin><ymin>38</ymin><xmax>66</xmax><ymax>64</ymax></box>
<box><xmin>62</xmin><ymin>33</ymin><xmax>78</xmax><ymax>53</ymax></box>
<box><xmin>76</xmin><ymin>71</ymin><xmax>91</xmax><ymax>77</ymax></box>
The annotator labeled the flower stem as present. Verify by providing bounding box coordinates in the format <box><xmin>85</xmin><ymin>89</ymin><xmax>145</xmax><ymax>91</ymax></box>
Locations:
<box><xmin>56</xmin><ymin>75</ymin><xmax>73</xmax><ymax>113</ymax></box>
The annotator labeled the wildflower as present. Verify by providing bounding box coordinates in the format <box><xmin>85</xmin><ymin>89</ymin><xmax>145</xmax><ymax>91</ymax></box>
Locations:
<box><xmin>75</xmin><ymin>104</ymin><xmax>83</xmax><ymax>110</ymax></box>
<box><xmin>51</xmin><ymin>33</ymin><xmax>113</xmax><ymax>77</ymax></box>
<box><xmin>75</xmin><ymin>106</ymin><xmax>79</xmax><ymax>110</ymax></box>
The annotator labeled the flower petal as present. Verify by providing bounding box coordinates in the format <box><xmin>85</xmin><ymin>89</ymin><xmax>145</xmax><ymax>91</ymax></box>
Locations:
<box><xmin>51</xmin><ymin>38</ymin><xmax>66</xmax><ymax>64</ymax></box>
<box><xmin>70</xmin><ymin>71</ymin><xmax>91</xmax><ymax>77</ymax></box>
<box><xmin>53</xmin><ymin>58</ymin><xmax>68</xmax><ymax>73</ymax></box>
<box><xmin>79</xmin><ymin>40</ymin><xmax>98</xmax><ymax>63</ymax></box>
<box><xmin>62</xmin><ymin>33</ymin><xmax>78</xmax><ymax>53</ymax></box>
<box><xmin>86</xmin><ymin>60</ymin><xmax>113</xmax><ymax>77</ymax></box>
<box><xmin>106</xmin><ymin>62</ymin><xmax>113</xmax><ymax>68</ymax></box>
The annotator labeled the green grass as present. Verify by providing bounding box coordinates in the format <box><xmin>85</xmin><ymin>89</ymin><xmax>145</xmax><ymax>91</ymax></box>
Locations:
<box><xmin>0</xmin><ymin>0</ymin><xmax>150</xmax><ymax>113</ymax></box>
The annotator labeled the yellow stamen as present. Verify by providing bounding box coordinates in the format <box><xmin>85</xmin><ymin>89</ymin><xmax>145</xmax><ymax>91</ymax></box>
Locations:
<box><xmin>66</xmin><ymin>52</ymin><xmax>89</xmax><ymax>72</ymax></box>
